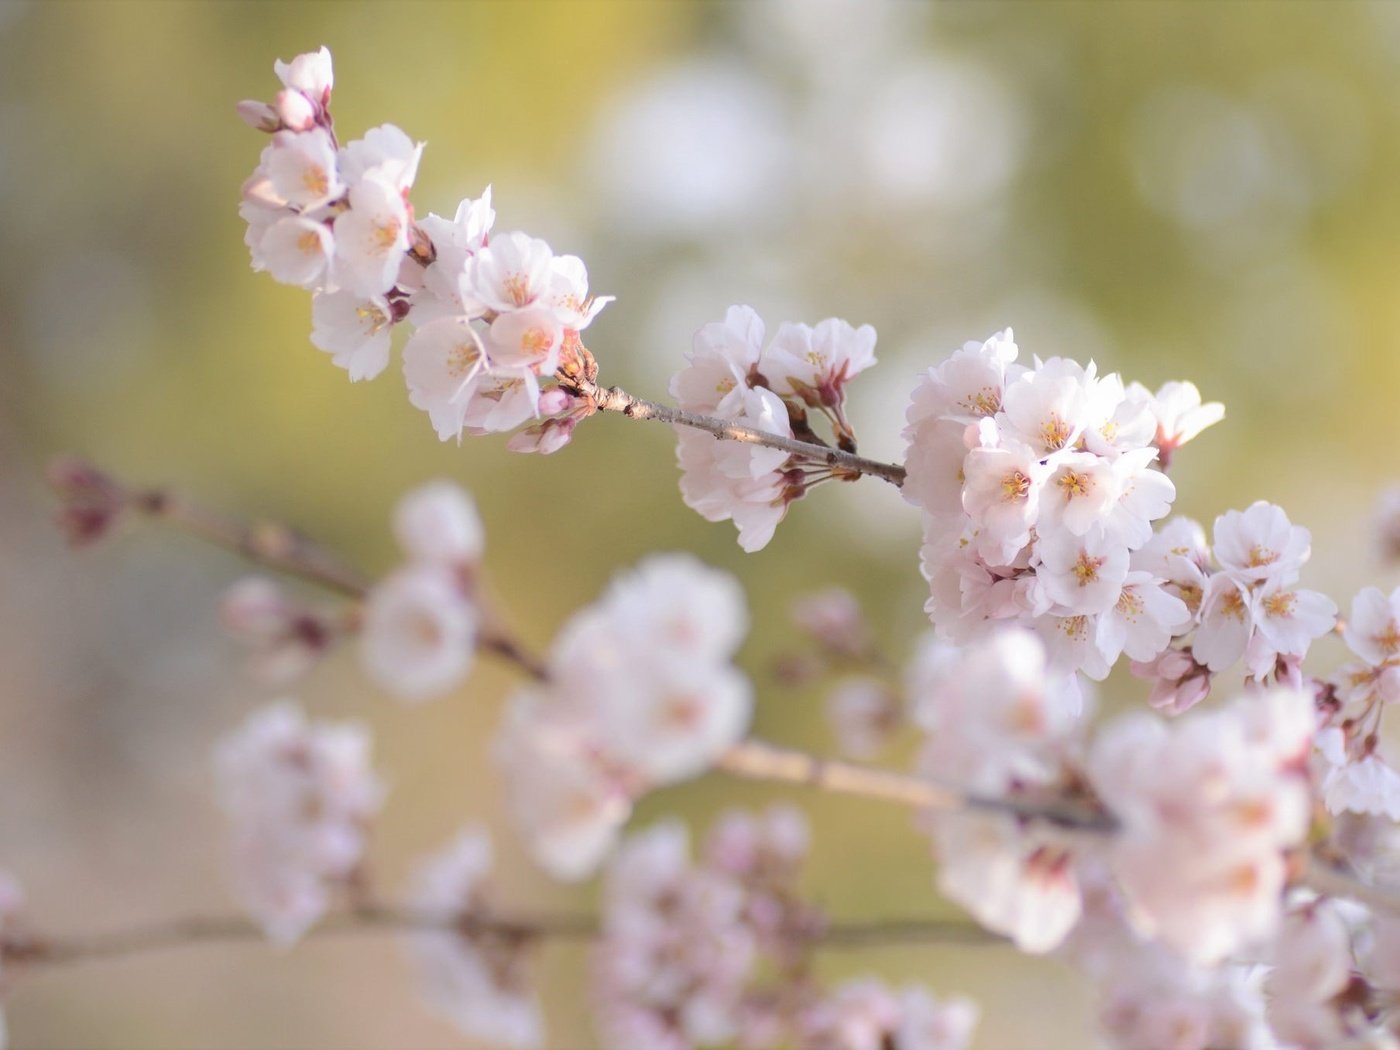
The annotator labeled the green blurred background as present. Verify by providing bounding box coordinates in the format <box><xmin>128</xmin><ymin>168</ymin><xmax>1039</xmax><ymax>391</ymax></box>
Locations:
<box><xmin>3</xmin><ymin>1</ymin><xmax>1400</xmax><ymax>1047</ymax></box>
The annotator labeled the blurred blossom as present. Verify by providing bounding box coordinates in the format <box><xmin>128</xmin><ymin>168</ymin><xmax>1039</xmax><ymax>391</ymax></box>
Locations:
<box><xmin>590</xmin><ymin>60</ymin><xmax>786</xmax><ymax>234</ymax></box>
<box><xmin>738</xmin><ymin>0</ymin><xmax>927</xmax><ymax>76</ymax></box>
<box><xmin>1129</xmin><ymin>85</ymin><xmax>1310</xmax><ymax>263</ymax></box>
<box><xmin>860</xmin><ymin>58</ymin><xmax>1027</xmax><ymax>212</ymax></box>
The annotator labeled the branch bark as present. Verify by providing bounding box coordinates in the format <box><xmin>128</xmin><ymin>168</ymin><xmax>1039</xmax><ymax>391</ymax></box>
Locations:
<box><xmin>4</xmin><ymin>906</ymin><xmax>997</xmax><ymax>971</ymax></box>
<box><xmin>571</xmin><ymin>379</ymin><xmax>907</xmax><ymax>488</ymax></box>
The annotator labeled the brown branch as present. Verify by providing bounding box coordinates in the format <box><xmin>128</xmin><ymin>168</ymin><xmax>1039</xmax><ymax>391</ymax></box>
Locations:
<box><xmin>133</xmin><ymin>488</ymin><xmax>371</xmax><ymax>599</ymax></box>
<box><xmin>48</xmin><ymin>458</ymin><xmax>554</xmax><ymax>683</ymax></box>
<box><xmin>717</xmin><ymin>739</ymin><xmax>1119</xmax><ymax>834</ymax></box>
<box><xmin>570</xmin><ymin>380</ymin><xmax>907</xmax><ymax>488</ymax></box>
<box><xmin>3</xmin><ymin>906</ymin><xmax>996</xmax><ymax>971</ymax></box>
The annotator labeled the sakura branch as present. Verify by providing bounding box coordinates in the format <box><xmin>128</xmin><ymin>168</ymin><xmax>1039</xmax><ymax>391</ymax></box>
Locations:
<box><xmin>26</xmin><ymin>41</ymin><xmax>1400</xmax><ymax>1050</ymax></box>
<box><xmin>562</xmin><ymin>375</ymin><xmax>907</xmax><ymax>488</ymax></box>
<box><xmin>4</xmin><ymin>904</ymin><xmax>995</xmax><ymax>971</ymax></box>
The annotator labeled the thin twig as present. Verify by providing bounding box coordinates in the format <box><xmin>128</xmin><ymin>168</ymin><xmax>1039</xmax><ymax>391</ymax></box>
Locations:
<box><xmin>3</xmin><ymin>907</ymin><xmax>997</xmax><ymax>971</ymax></box>
<box><xmin>133</xmin><ymin>488</ymin><xmax>370</xmax><ymax>598</ymax></box>
<box><xmin>573</xmin><ymin>380</ymin><xmax>907</xmax><ymax>488</ymax></box>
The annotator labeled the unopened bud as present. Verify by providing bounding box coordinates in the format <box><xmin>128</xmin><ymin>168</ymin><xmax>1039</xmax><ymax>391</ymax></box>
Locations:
<box><xmin>236</xmin><ymin>99</ymin><xmax>280</xmax><ymax>133</ymax></box>
<box><xmin>273</xmin><ymin>89</ymin><xmax>316</xmax><ymax>132</ymax></box>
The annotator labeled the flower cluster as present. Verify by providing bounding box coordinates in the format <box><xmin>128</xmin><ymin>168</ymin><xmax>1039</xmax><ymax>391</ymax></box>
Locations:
<box><xmin>795</xmin><ymin>980</ymin><xmax>978</xmax><ymax>1050</ymax></box>
<box><xmin>1126</xmin><ymin>504</ymin><xmax>1336</xmax><ymax>710</ymax></box>
<box><xmin>495</xmin><ymin>555</ymin><xmax>752</xmax><ymax>880</ymax></box>
<box><xmin>220</xmin><ymin>576</ymin><xmax>342</xmax><ymax>685</ymax></box>
<box><xmin>239</xmin><ymin>49</ymin><xmax>609</xmax><ymax>450</ymax></box>
<box><xmin>908</xmin><ymin>627</ymin><xmax>1315</xmax><ymax>978</ymax></box>
<box><xmin>360</xmin><ymin>481</ymin><xmax>483</xmax><ymax>701</ymax></box>
<box><xmin>214</xmin><ymin>702</ymin><xmax>383</xmax><ymax>943</ymax></box>
<box><xmin>403</xmin><ymin>828</ymin><xmax>543</xmax><ymax>1049</ymax></box>
<box><xmin>594</xmin><ymin>810</ymin><xmax>976</xmax><ymax>1050</ymax></box>
<box><xmin>671</xmin><ymin>305</ymin><xmax>877</xmax><ymax>551</ymax></box>
<box><xmin>1317</xmin><ymin>584</ymin><xmax>1400</xmax><ymax>819</ymax></box>
<box><xmin>1088</xmin><ymin>687</ymin><xmax>1314</xmax><ymax>965</ymax></box>
<box><xmin>904</xmin><ymin>330</ymin><xmax>1214</xmax><ymax>673</ymax></box>
<box><xmin>910</xmin><ymin>629</ymin><xmax>1090</xmax><ymax>953</ymax></box>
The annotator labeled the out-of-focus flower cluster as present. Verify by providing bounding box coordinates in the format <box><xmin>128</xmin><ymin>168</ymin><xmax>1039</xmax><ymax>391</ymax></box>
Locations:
<box><xmin>222</xmin><ymin>480</ymin><xmax>484</xmax><ymax>702</ymax></box>
<box><xmin>495</xmin><ymin>555</ymin><xmax>752</xmax><ymax>880</ymax></box>
<box><xmin>403</xmin><ymin>828</ymin><xmax>544</xmax><ymax>1049</ymax></box>
<box><xmin>594</xmin><ymin>809</ymin><xmax>976</xmax><ymax>1050</ymax></box>
<box><xmin>239</xmin><ymin>48</ymin><xmax>610</xmax><ymax>452</ymax></box>
<box><xmin>670</xmin><ymin>305</ymin><xmax>877</xmax><ymax>551</ymax></box>
<box><xmin>215</xmin><ymin>702</ymin><xmax>383</xmax><ymax>944</ymax></box>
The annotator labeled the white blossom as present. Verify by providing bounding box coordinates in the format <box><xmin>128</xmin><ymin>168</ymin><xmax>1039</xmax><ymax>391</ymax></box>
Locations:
<box><xmin>309</xmin><ymin>290</ymin><xmax>394</xmax><ymax>380</ymax></box>
<box><xmin>359</xmin><ymin>564</ymin><xmax>475</xmax><ymax>702</ymax></box>
<box><xmin>404</xmin><ymin>828</ymin><xmax>544</xmax><ymax>1049</ymax></box>
<box><xmin>214</xmin><ymin>702</ymin><xmax>383</xmax><ymax>944</ymax></box>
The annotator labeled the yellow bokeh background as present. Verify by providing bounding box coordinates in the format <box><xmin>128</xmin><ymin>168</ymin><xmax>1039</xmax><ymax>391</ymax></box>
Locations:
<box><xmin>4</xmin><ymin>2</ymin><xmax>1400</xmax><ymax>1047</ymax></box>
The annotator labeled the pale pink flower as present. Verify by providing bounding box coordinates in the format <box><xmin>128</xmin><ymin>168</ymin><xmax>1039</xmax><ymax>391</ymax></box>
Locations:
<box><xmin>338</xmin><ymin>123</ymin><xmax>422</xmax><ymax>194</ymax></box>
<box><xmin>1095</xmin><ymin>571</ymin><xmax>1191</xmax><ymax>666</ymax></box>
<box><xmin>467</xmin><ymin>231</ymin><xmax>556</xmax><ymax>313</ymax></box>
<box><xmin>791</xmin><ymin>587</ymin><xmax>872</xmax><ymax>659</ymax></box>
<box><xmin>1035</xmin><ymin>527</ymin><xmax>1130</xmax><ymax>617</ymax></box>
<box><xmin>593</xmin><ymin>822</ymin><xmax>755</xmax><ymax>1050</ymax></box>
<box><xmin>798</xmin><ymin>980</ymin><xmax>976</xmax><ymax>1050</ymax></box>
<box><xmin>259</xmin><ymin>215</ymin><xmax>334</xmax><ymax>288</ymax></box>
<box><xmin>262</xmin><ymin>128</ymin><xmax>341</xmax><ymax>210</ymax></box>
<box><xmin>494</xmin><ymin>693</ymin><xmax>633</xmax><ymax>881</ymax></box>
<box><xmin>402</xmin><ymin>316</ymin><xmax>489</xmax><ymax>441</ymax></box>
<box><xmin>220</xmin><ymin>576</ymin><xmax>331</xmax><ymax>685</ymax></box>
<box><xmin>1088</xmin><ymin>689</ymin><xmax>1314</xmax><ymax>965</ymax></box>
<box><xmin>761</xmin><ymin>317</ymin><xmax>877</xmax><ymax>410</ymax></box>
<box><xmin>393</xmin><ymin>480</ymin><xmax>484</xmax><ymax>567</ymax></box>
<box><xmin>1191</xmin><ymin>574</ymin><xmax>1254</xmax><ymax>672</ymax></box>
<box><xmin>274</xmin><ymin>47</ymin><xmax>333</xmax><ymax>104</ymax></box>
<box><xmin>960</xmin><ymin>438</ymin><xmax>1048</xmax><ymax>564</ymax></box>
<box><xmin>359</xmin><ymin>565</ymin><xmax>475</xmax><ymax>702</ymax></box>
<box><xmin>933</xmin><ymin>813</ymin><xmax>1082</xmax><ymax>954</ymax></box>
<box><xmin>1130</xmin><ymin>647</ymin><xmax>1213</xmax><ymax>714</ymax></box>
<box><xmin>1038</xmin><ymin>451</ymin><xmax>1117</xmax><ymax>539</ymax></box>
<box><xmin>413</xmin><ymin>189</ymin><xmax>496</xmax><ymax>324</ymax></box>
<box><xmin>998</xmin><ymin>356</ymin><xmax>1104</xmax><ymax>459</ymax></box>
<box><xmin>545</xmin><ymin>254</ymin><xmax>612</xmax><ymax>331</ymax></box>
<box><xmin>487</xmin><ymin>304</ymin><xmax>563</xmax><ymax>374</ymax></box>
<box><xmin>670</xmin><ymin>305</ymin><xmax>766</xmax><ymax>414</ymax></box>
<box><xmin>675</xmin><ymin>386</ymin><xmax>795</xmax><ymax>553</ymax></box>
<box><xmin>1317</xmin><ymin>727</ymin><xmax>1400</xmax><ymax>820</ymax></box>
<box><xmin>1212</xmin><ymin>501</ymin><xmax>1311</xmax><ymax>587</ymax></box>
<box><xmin>551</xmin><ymin>555</ymin><xmax>752</xmax><ymax>783</ymax></box>
<box><xmin>1264</xmin><ymin>902</ymin><xmax>1354</xmax><ymax>1049</ymax></box>
<box><xmin>333</xmin><ymin>172</ymin><xmax>410</xmax><ymax>297</ymax></box>
<box><xmin>215</xmin><ymin>702</ymin><xmax>383</xmax><ymax>944</ymax></box>
<box><xmin>1343</xmin><ymin>586</ymin><xmax>1400</xmax><ymax>667</ymax></box>
<box><xmin>826</xmin><ymin>677</ymin><xmax>902</xmax><ymax>759</ymax></box>
<box><xmin>309</xmin><ymin>290</ymin><xmax>395</xmax><ymax>381</ymax></box>
<box><xmin>1141</xmin><ymin>380</ymin><xmax>1225</xmax><ymax>469</ymax></box>
<box><xmin>1245</xmin><ymin>581</ymin><xmax>1336</xmax><ymax>678</ymax></box>
<box><xmin>404</xmin><ymin>828</ymin><xmax>544</xmax><ymax>1049</ymax></box>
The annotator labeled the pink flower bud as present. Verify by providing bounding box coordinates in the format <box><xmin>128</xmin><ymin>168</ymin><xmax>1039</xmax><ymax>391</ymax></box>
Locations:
<box><xmin>236</xmin><ymin>99</ymin><xmax>281</xmax><ymax>133</ymax></box>
<box><xmin>273</xmin><ymin>89</ymin><xmax>316</xmax><ymax>132</ymax></box>
<box><xmin>535</xmin><ymin>388</ymin><xmax>573</xmax><ymax>417</ymax></box>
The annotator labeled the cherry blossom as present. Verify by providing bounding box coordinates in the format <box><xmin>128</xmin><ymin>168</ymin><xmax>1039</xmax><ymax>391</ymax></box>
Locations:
<box><xmin>214</xmin><ymin>702</ymin><xmax>384</xmax><ymax>944</ymax></box>
<box><xmin>404</xmin><ymin>828</ymin><xmax>544</xmax><ymax>1049</ymax></box>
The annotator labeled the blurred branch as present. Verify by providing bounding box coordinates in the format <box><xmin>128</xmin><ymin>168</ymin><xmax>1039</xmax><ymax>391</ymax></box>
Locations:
<box><xmin>566</xmin><ymin>378</ymin><xmax>907</xmax><ymax>488</ymax></box>
<box><xmin>46</xmin><ymin>456</ymin><xmax>550</xmax><ymax>681</ymax></box>
<box><xmin>4</xmin><ymin>906</ymin><xmax>998</xmax><ymax>970</ymax></box>
<box><xmin>717</xmin><ymin>739</ymin><xmax>1120</xmax><ymax>833</ymax></box>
